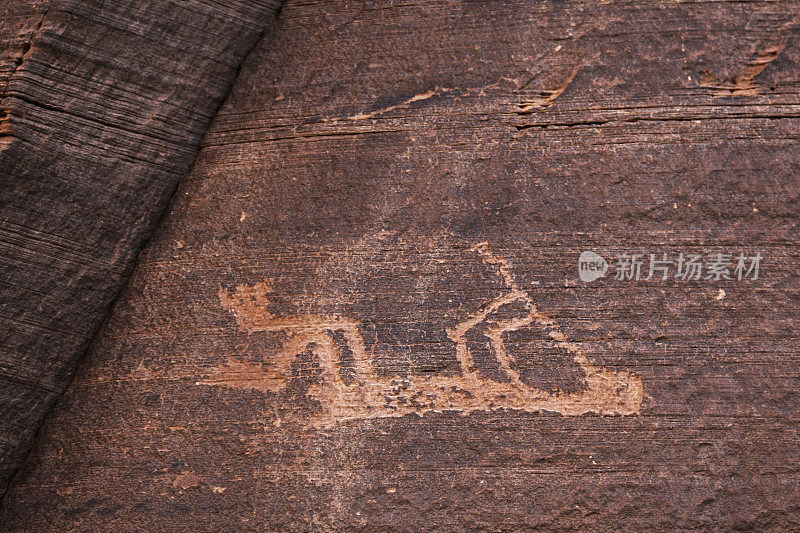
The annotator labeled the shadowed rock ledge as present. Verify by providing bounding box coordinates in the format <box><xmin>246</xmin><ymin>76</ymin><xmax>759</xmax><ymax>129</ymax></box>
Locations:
<box><xmin>0</xmin><ymin>0</ymin><xmax>283</xmax><ymax>497</ymax></box>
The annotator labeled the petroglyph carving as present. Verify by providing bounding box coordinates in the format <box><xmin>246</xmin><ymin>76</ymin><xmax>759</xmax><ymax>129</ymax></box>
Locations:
<box><xmin>200</xmin><ymin>244</ymin><xmax>643</xmax><ymax>426</ymax></box>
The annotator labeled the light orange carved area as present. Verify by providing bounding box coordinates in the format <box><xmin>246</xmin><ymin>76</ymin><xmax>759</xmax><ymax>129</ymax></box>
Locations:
<box><xmin>198</xmin><ymin>244</ymin><xmax>643</xmax><ymax>427</ymax></box>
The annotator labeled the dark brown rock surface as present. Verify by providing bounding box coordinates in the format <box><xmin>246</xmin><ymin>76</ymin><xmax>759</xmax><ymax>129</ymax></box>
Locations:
<box><xmin>0</xmin><ymin>0</ymin><xmax>282</xmax><ymax>496</ymax></box>
<box><xmin>3</xmin><ymin>0</ymin><xmax>800</xmax><ymax>530</ymax></box>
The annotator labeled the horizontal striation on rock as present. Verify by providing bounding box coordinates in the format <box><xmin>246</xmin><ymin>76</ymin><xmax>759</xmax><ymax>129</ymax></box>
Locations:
<box><xmin>2</xmin><ymin>0</ymin><xmax>800</xmax><ymax>530</ymax></box>
<box><xmin>0</xmin><ymin>0</ymin><xmax>283</xmax><ymax>497</ymax></box>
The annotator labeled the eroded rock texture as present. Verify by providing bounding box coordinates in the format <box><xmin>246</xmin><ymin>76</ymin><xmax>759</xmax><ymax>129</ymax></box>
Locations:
<box><xmin>0</xmin><ymin>0</ymin><xmax>283</xmax><ymax>496</ymax></box>
<box><xmin>3</xmin><ymin>0</ymin><xmax>800</xmax><ymax>530</ymax></box>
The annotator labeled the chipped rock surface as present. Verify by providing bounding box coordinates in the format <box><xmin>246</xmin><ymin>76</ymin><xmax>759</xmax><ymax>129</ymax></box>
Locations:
<box><xmin>3</xmin><ymin>0</ymin><xmax>800</xmax><ymax>530</ymax></box>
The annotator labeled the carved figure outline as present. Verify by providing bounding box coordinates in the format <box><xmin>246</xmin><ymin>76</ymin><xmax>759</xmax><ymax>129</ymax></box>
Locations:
<box><xmin>200</xmin><ymin>243</ymin><xmax>644</xmax><ymax>426</ymax></box>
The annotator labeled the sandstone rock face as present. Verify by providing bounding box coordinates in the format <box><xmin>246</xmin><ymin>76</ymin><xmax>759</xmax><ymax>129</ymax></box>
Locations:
<box><xmin>0</xmin><ymin>0</ymin><xmax>282</xmax><ymax>496</ymax></box>
<box><xmin>2</xmin><ymin>0</ymin><xmax>800</xmax><ymax>530</ymax></box>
